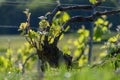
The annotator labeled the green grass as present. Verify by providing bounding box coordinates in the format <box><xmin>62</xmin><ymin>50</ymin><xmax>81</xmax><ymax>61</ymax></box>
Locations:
<box><xmin>44</xmin><ymin>66</ymin><xmax>120</xmax><ymax>80</ymax></box>
<box><xmin>0</xmin><ymin>65</ymin><xmax>120</xmax><ymax>80</ymax></box>
<box><xmin>0</xmin><ymin>35</ymin><xmax>25</xmax><ymax>49</ymax></box>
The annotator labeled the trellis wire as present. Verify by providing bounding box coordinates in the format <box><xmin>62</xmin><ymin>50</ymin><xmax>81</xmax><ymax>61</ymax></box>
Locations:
<box><xmin>0</xmin><ymin>25</ymin><xmax>38</xmax><ymax>30</ymax></box>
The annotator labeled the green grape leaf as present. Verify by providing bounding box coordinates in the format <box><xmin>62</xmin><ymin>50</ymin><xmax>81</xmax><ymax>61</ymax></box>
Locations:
<box><xmin>59</xmin><ymin>34</ymin><xmax>64</xmax><ymax>40</ymax></box>
<box><xmin>89</xmin><ymin>0</ymin><xmax>97</xmax><ymax>4</ymax></box>
<box><xmin>108</xmin><ymin>36</ymin><xmax>118</xmax><ymax>42</ymax></box>
<box><xmin>64</xmin><ymin>26</ymin><xmax>70</xmax><ymax>32</ymax></box>
<box><xmin>18</xmin><ymin>22</ymin><xmax>28</xmax><ymax>31</ymax></box>
<box><xmin>28</xmin><ymin>29</ymin><xmax>39</xmax><ymax>38</ymax></box>
<box><xmin>39</xmin><ymin>20</ymin><xmax>49</xmax><ymax>28</ymax></box>
<box><xmin>74</xmin><ymin>50</ymin><xmax>81</xmax><ymax>57</ymax></box>
<box><xmin>62</xmin><ymin>12</ymin><xmax>70</xmax><ymax>22</ymax></box>
<box><xmin>49</xmin><ymin>38</ymin><xmax>54</xmax><ymax>44</ymax></box>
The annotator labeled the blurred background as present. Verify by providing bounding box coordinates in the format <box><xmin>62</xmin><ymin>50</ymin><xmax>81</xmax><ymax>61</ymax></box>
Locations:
<box><xmin>0</xmin><ymin>1</ymin><xmax>120</xmax><ymax>79</ymax></box>
<box><xmin>0</xmin><ymin>0</ymin><xmax>120</xmax><ymax>34</ymax></box>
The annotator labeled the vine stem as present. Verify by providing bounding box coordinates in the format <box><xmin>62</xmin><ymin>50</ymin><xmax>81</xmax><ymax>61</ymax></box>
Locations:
<box><xmin>22</xmin><ymin>53</ymin><xmax>36</xmax><ymax>74</ymax></box>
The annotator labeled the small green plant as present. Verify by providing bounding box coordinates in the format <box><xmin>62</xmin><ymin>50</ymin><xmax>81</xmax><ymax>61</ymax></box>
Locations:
<box><xmin>97</xmin><ymin>25</ymin><xmax>120</xmax><ymax>69</ymax></box>
<box><xmin>94</xmin><ymin>15</ymin><xmax>110</xmax><ymax>41</ymax></box>
<box><xmin>19</xmin><ymin>9</ymin><xmax>72</xmax><ymax>71</ymax></box>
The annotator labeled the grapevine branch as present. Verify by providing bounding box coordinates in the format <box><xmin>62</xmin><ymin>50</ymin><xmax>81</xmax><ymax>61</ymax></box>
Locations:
<box><xmin>58</xmin><ymin>1</ymin><xmax>102</xmax><ymax>11</ymax></box>
<box><xmin>47</xmin><ymin>1</ymin><xmax>102</xmax><ymax>26</ymax></box>
<box><xmin>63</xmin><ymin>9</ymin><xmax>120</xmax><ymax>29</ymax></box>
<box><xmin>59</xmin><ymin>5</ymin><xmax>93</xmax><ymax>11</ymax></box>
<box><xmin>53</xmin><ymin>9</ymin><xmax>120</xmax><ymax>45</ymax></box>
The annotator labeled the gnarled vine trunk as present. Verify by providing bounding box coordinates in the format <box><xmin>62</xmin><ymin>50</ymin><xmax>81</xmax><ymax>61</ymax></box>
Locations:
<box><xmin>37</xmin><ymin>43</ymin><xmax>72</xmax><ymax>71</ymax></box>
